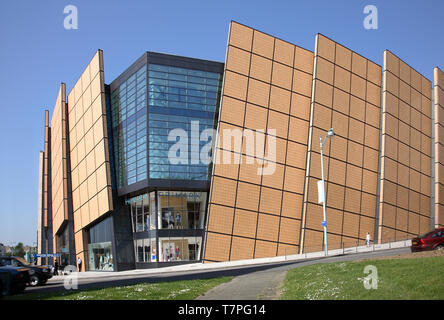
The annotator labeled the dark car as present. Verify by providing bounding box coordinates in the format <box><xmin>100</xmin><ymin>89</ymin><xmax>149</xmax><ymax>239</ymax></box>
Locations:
<box><xmin>411</xmin><ymin>228</ymin><xmax>444</xmax><ymax>252</ymax></box>
<box><xmin>0</xmin><ymin>256</ymin><xmax>52</xmax><ymax>286</ymax></box>
<box><xmin>0</xmin><ymin>266</ymin><xmax>31</xmax><ymax>296</ymax></box>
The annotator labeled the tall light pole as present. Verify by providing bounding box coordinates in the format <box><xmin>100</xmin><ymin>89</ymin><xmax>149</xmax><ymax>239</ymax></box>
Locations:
<box><xmin>320</xmin><ymin>128</ymin><xmax>335</xmax><ymax>256</ymax></box>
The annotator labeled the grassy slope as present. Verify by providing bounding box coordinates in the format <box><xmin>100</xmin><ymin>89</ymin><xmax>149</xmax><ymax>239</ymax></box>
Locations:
<box><xmin>280</xmin><ymin>256</ymin><xmax>444</xmax><ymax>300</ymax></box>
<box><xmin>7</xmin><ymin>276</ymin><xmax>232</xmax><ymax>300</ymax></box>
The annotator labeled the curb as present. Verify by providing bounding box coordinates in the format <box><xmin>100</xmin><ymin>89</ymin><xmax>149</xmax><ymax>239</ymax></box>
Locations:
<box><xmin>48</xmin><ymin>240</ymin><xmax>411</xmax><ymax>282</ymax></box>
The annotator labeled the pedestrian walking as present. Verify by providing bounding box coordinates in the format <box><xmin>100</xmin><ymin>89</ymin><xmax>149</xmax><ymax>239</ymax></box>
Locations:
<box><xmin>366</xmin><ymin>232</ymin><xmax>371</xmax><ymax>247</ymax></box>
<box><xmin>54</xmin><ymin>259</ymin><xmax>59</xmax><ymax>276</ymax></box>
<box><xmin>77</xmin><ymin>256</ymin><xmax>82</xmax><ymax>272</ymax></box>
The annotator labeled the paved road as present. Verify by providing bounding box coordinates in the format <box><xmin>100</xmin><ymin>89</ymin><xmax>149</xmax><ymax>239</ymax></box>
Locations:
<box><xmin>197</xmin><ymin>266</ymin><xmax>288</xmax><ymax>300</ymax></box>
<box><xmin>23</xmin><ymin>247</ymin><xmax>410</xmax><ymax>299</ymax></box>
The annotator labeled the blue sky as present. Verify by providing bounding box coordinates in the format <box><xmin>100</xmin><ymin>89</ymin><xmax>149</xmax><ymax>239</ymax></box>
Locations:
<box><xmin>0</xmin><ymin>0</ymin><xmax>443</xmax><ymax>246</ymax></box>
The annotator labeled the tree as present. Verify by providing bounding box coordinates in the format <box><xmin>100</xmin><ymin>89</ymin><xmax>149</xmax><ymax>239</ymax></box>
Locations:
<box><xmin>13</xmin><ymin>243</ymin><xmax>26</xmax><ymax>258</ymax></box>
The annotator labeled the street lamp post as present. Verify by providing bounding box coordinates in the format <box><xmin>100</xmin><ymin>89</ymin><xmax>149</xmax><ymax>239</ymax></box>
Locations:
<box><xmin>320</xmin><ymin>128</ymin><xmax>335</xmax><ymax>257</ymax></box>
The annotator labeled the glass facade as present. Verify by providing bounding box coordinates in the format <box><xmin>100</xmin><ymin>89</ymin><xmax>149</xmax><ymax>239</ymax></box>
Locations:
<box><xmin>87</xmin><ymin>216</ymin><xmax>114</xmax><ymax>271</ymax></box>
<box><xmin>148</xmin><ymin>64</ymin><xmax>222</xmax><ymax>180</ymax></box>
<box><xmin>56</xmin><ymin>226</ymin><xmax>70</xmax><ymax>267</ymax></box>
<box><xmin>108</xmin><ymin>54</ymin><xmax>223</xmax><ymax>268</ymax></box>
<box><xmin>127</xmin><ymin>191</ymin><xmax>207</xmax><ymax>263</ymax></box>
<box><xmin>110</xmin><ymin>62</ymin><xmax>222</xmax><ymax>188</ymax></box>
<box><xmin>111</xmin><ymin>66</ymin><xmax>148</xmax><ymax>188</ymax></box>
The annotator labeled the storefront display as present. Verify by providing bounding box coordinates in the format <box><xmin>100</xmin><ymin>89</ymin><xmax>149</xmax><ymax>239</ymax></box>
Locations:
<box><xmin>136</xmin><ymin>238</ymin><xmax>156</xmax><ymax>263</ymax></box>
<box><xmin>87</xmin><ymin>216</ymin><xmax>114</xmax><ymax>271</ymax></box>
<box><xmin>158</xmin><ymin>237</ymin><xmax>202</xmax><ymax>262</ymax></box>
<box><xmin>157</xmin><ymin>191</ymin><xmax>207</xmax><ymax>230</ymax></box>
<box><xmin>88</xmin><ymin>242</ymin><xmax>114</xmax><ymax>271</ymax></box>
<box><xmin>127</xmin><ymin>192</ymin><xmax>156</xmax><ymax>232</ymax></box>
<box><xmin>127</xmin><ymin>190</ymin><xmax>207</xmax><ymax>264</ymax></box>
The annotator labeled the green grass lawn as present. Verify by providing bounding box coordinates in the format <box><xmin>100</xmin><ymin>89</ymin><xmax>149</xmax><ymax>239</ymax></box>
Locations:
<box><xmin>280</xmin><ymin>256</ymin><xmax>444</xmax><ymax>300</ymax></box>
<box><xmin>6</xmin><ymin>276</ymin><xmax>232</xmax><ymax>300</ymax></box>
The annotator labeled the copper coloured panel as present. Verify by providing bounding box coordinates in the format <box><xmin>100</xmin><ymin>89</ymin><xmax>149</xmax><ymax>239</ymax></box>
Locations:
<box><xmin>379</xmin><ymin>50</ymin><xmax>432</xmax><ymax>240</ymax></box>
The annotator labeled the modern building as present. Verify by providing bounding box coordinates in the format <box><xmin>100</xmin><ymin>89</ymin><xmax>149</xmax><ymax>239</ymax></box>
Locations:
<box><xmin>37</xmin><ymin>21</ymin><xmax>443</xmax><ymax>270</ymax></box>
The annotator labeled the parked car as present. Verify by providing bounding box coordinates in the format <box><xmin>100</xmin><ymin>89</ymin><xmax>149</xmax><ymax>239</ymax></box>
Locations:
<box><xmin>0</xmin><ymin>256</ymin><xmax>52</xmax><ymax>286</ymax></box>
<box><xmin>0</xmin><ymin>266</ymin><xmax>31</xmax><ymax>296</ymax></box>
<box><xmin>411</xmin><ymin>228</ymin><xmax>444</xmax><ymax>252</ymax></box>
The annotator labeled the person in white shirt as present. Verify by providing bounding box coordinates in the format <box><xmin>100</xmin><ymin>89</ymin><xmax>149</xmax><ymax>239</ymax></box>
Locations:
<box><xmin>77</xmin><ymin>257</ymin><xmax>82</xmax><ymax>272</ymax></box>
<box><xmin>366</xmin><ymin>232</ymin><xmax>371</xmax><ymax>247</ymax></box>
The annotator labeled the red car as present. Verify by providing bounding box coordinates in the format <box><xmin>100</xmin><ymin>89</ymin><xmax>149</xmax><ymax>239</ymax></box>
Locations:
<box><xmin>411</xmin><ymin>228</ymin><xmax>444</xmax><ymax>252</ymax></box>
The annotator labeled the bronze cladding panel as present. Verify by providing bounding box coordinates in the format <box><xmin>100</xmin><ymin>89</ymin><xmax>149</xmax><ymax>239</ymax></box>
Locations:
<box><xmin>378</xmin><ymin>50</ymin><xmax>432</xmax><ymax>242</ymax></box>
<box><xmin>67</xmin><ymin>50</ymin><xmax>113</xmax><ymax>236</ymax></box>
<box><xmin>300</xmin><ymin>34</ymin><xmax>381</xmax><ymax>252</ymax></box>
<box><xmin>204</xmin><ymin>22</ymin><xmax>313</xmax><ymax>262</ymax></box>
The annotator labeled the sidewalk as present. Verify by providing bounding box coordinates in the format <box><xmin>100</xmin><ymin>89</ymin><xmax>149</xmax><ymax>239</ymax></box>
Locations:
<box><xmin>49</xmin><ymin>239</ymin><xmax>412</xmax><ymax>282</ymax></box>
<box><xmin>196</xmin><ymin>266</ymin><xmax>287</xmax><ymax>300</ymax></box>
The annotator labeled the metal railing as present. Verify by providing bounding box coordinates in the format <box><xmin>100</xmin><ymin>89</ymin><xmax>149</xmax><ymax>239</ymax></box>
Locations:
<box><xmin>280</xmin><ymin>236</ymin><xmax>413</xmax><ymax>260</ymax></box>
